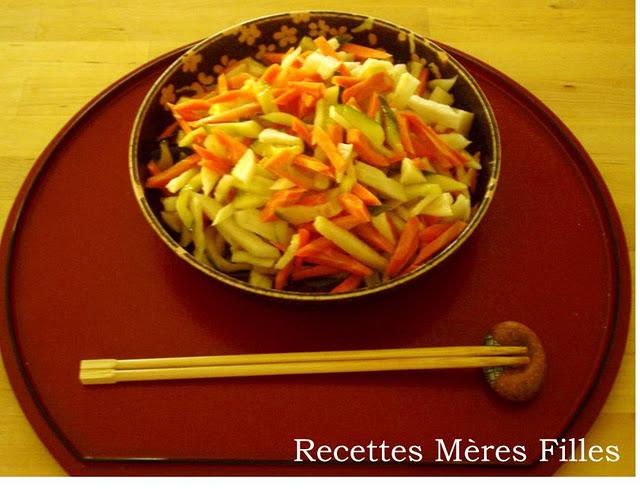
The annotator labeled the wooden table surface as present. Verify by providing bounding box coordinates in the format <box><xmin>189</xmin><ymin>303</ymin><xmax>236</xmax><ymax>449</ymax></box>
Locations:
<box><xmin>0</xmin><ymin>0</ymin><xmax>634</xmax><ymax>476</ymax></box>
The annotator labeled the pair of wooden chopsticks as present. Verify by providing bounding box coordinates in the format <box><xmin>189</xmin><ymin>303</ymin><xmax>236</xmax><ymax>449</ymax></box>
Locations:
<box><xmin>79</xmin><ymin>345</ymin><xmax>529</xmax><ymax>385</ymax></box>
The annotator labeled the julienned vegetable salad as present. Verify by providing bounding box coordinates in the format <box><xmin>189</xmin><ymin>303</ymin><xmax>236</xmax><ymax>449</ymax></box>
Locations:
<box><xmin>145</xmin><ymin>36</ymin><xmax>482</xmax><ymax>293</ymax></box>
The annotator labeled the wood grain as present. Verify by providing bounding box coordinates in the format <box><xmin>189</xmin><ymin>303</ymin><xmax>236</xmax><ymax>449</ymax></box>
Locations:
<box><xmin>0</xmin><ymin>0</ymin><xmax>633</xmax><ymax>476</ymax></box>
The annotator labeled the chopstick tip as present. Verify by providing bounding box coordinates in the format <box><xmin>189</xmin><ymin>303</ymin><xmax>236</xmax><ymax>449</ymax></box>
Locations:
<box><xmin>80</xmin><ymin>359</ymin><xmax>117</xmax><ymax>370</ymax></box>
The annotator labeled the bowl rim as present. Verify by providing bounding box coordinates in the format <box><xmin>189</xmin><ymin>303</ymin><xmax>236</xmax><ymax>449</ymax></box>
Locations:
<box><xmin>129</xmin><ymin>10</ymin><xmax>501</xmax><ymax>301</ymax></box>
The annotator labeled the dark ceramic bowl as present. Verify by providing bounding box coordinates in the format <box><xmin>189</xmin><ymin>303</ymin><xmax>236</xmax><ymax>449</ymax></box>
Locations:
<box><xmin>129</xmin><ymin>11</ymin><xmax>500</xmax><ymax>301</ymax></box>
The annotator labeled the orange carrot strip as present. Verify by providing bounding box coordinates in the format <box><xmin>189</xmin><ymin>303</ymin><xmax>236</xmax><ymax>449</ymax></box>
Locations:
<box><xmin>306</xmin><ymin>72</ymin><xmax>325</xmax><ymax>82</ymax></box>
<box><xmin>194</xmin><ymin>133</ymin><xmax>207</xmax><ymax>146</ymax></box>
<box><xmin>192</xmin><ymin>144</ymin><xmax>225</xmax><ymax>162</ymax></box>
<box><xmin>289</xmin><ymin>81</ymin><xmax>326</xmax><ymax>98</ymax></box>
<box><xmin>276</xmin><ymin>166</ymin><xmax>316</xmax><ymax>189</ymax></box>
<box><xmin>327</xmin><ymin>122</ymin><xmax>344</xmax><ymax>145</ymax></box>
<box><xmin>420</xmin><ymin>223</ymin><xmax>452</xmax><ymax>245</ymax></box>
<box><xmin>199</xmin><ymin>158</ymin><xmax>231</xmax><ymax>175</ymax></box>
<box><xmin>147</xmin><ymin>161</ymin><xmax>171</xmax><ymax>196</ymax></box>
<box><xmin>287</xmin><ymin>67</ymin><xmax>324</xmax><ymax>82</ymax></box>
<box><xmin>296</xmin><ymin>237</ymin><xmax>335</xmax><ymax>257</ymax></box>
<box><xmin>228</xmin><ymin>73</ymin><xmax>255</xmax><ymax>90</ymax></box>
<box><xmin>331</xmin><ymin>76</ymin><xmax>359</xmax><ymax>88</ymax></box>
<box><xmin>417</xmin><ymin>67</ymin><xmax>429</xmax><ymax>96</ymax></box>
<box><xmin>282</xmin><ymin>98</ymin><xmax>303</xmax><ymax>118</ymax></box>
<box><xmin>284</xmin><ymin>68</ymin><xmax>306</xmax><ymax>82</ymax></box>
<box><xmin>337</xmin><ymin>63</ymin><xmax>352</xmax><ymax>76</ymax></box>
<box><xmin>338</xmin><ymin>192</ymin><xmax>370</xmax><ymax>222</ymax></box>
<box><xmin>298</xmin><ymin>228</ymin><xmax>311</xmax><ymax>247</ymax></box>
<box><xmin>167</xmin><ymin>105</ymin><xmax>193</xmax><ymax>134</ymax></box>
<box><xmin>261</xmin><ymin>148</ymin><xmax>296</xmax><ymax>171</ymax></box>
<box><xmin>340</xmin><ymin>43</ymin><xmax>393</xmax><ymax>60</ymax></box>
<box><xmin>293</xmin><ymin>154</ymin><xmax>332</xmax><ymax>174</ymax></box>
<box><xmin>291</xmin><ymin>228</ymin><xmax>313</xmax><ymax>271</ymax></box>
<box><xmin>351</xmin><ymin>182</ymin><xmax>382</xmax><ymax>206</ymax></box>
<box><xmin>297</xmin><ymin>92</ymin><xmax>317</xmax><ymax>120</ymax></box>
<box><xmin>314</xmin><ymin>36</ymin><xmax>341</xmax><ymax>59</ymax></box>
<box><xmin>261</xmin><ymin>187</ymin><xmax>307</xmax><ymax>222</ymax></box>
<box><xmin>147</xmin><ymin>161</ymin><xmax>162</xmax><ymax>176</ymax></box>
<box><xmin>193</xmin><ymin>144</ymin><xmax>233</xmax><ymax>174</ymax></box>
<box><xmin>291</xmin><ymin>222</ymin><xmax>317</xmax><ymax>238</ymax></box>
<box><xmin>275</xmin><ymin>260</ymin><xmax>294</xmax><ymax>290</ymax></box>
<box><xmin>331</xmin><ymin>274</ymin><xmax>363</xmax><ymax>293</ymax></box>
<box><xmin>209</xmin><ymin>128</ymin><xmax>249</xmax><ymax>162</ymax></box>
<box><xmin>387</xmin><ymin>213</ymin><xmax>401</xmax><ymax>241</ymax></box>
<box><xmin>195</xmin><ymin>103</ymin><xmax>261</xmax><ymax>124</ymax></box>
<box><xmin>291</xmin><ymin>223</ymin><xmax>315</xmax><ymax>235</ymax></box>
<box><xmin>346</xmin><ymin>128</ymin><xmax>389</xmax><ymax>167</ymax></box>
<box><xmin>331</xmin><ymin>214</ymin><xmax>368</xmax><ymax>230</ymax></box>
<box><xmin>274</xmin><ymin>88</ymin><xmax>301</xmax><ymax>106</ymax></box>
<box><xmin>145</xmin><ymin>154</ymin><xmax>200</xmax><ymax>188</ymax></box>
<box><xmin>409</xmin><ymin>132</ymin><xmax>441</xmax><ymax>164</ymax></box>
<box><xmin>157</xmin><ymin>121</ymin><xmax>179</xmax><ymax>140</ymax></box>
<box><xmin>425</xmin><ymin>125</ymin><xmax>468</xmax><ymax>166</ymax></box>
<box><xmin>260</xmin><ymin>63</ymin><xmax>281</xmax><ymax>84</ymax></box>
<box><xmin>262</xmin><ymin>52</ymin><xmax>286</xmax><ymax>64</ymax></box>
<box><xmin>434</xmin><ymin>160</ymin><xmax>455</xmax><ymax>173</ymax></box>
<box><xmin>260</xmin><ymin>147</ymin><xmax>296</xmax><ymax>168</ymax></box>
<box><xmin>342</xmin><ymin>72</ymin><xmax>393</xmax><ymax>104</ymax></box>
<box><xmin>396</xmin><ymin>113</ymin><xmax>415</xmax><ymax>157</ymax></box>
<box><xmin>175</xmin><ymin>109</ymin><xmax>207</xmax><ymax>122</ymax></box>
<box><xmin>297</xmin><ymin>191</ymin><xmax>329</xmax><ymax>206</ymax></box>
<box><xmin>263</xmin><ymin>150</ymin><xmax>315</xmax><ymax>189</ymax></box>
<box><xmin>467</xmin><ymin>167</ymin><xmax>479</xmax><ymax>193</ymax></box>
<box><xmin>410</xmin><ymin>221</ymin><xmax>466</xmax><ymax>270</ymax></box>
<box><xmin>301</xmin><ymin>248</ymin><xmax>373</xmax><ymax>277</ymax></box>
<box><xmin>173</xmin><ymin>99</ymin><xmax>212</xmax><ymax>114</ymax></box>
<box><xmin>353</xmin><ymin>223</ymin><xmax>395</xmax><ymax>253</ymax></box>
<box><xmin>418</xmin><ymin>215</ymin><xmax>440</xmax><ymax>227</ymax></box>
<box><xmin>206</xmin><ymin>90</ymin><xmax>256</xmax><ymax>104</ymax></box>
<box><xmin>292</xmin><ymin>256</ymin><xmax>309</xmax><ymax>272</ymax></box>
<box><xmin>313</xmin><ymin>126</ymin><xmax>347</xmax><ymax>173</ymax></box>
<box><xmin>402</xmin><ymin>112</ymin><xmax>466</xmax><ymax>166</ymax></box>
<box><xmin>419</xmin><ymin>123</ymin><xmax>467</xmax><ymax>166</ymax></box>
<box><xmin>385</xmin><ymin>216</ymin><xmax>421</xmax><ymax>278</ymax></box>
<box><xmin>291</xmin><ymin>118</ymin><xmax>313</xmax><ymax>146</ymax></box>
<box><xmin>366</xmin><ymin>92</ymin><xmax>380</xmax><ymax>119</ymax></box>
<box><xmin>271</xmin><ymin>87</ymin><xmax>288</xmax><ymax>97</ymax></box>
<box><xmin>291</xmin><ymin>265</ymin><xmax>343</xmax><ymax>281</ymax></box>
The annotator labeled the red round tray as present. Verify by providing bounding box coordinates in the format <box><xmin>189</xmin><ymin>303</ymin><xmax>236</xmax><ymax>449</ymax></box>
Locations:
<box><xmin>0</xmin><ymin>44</ymin><xmax>630</xmax><ymax>476</ymax></box>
